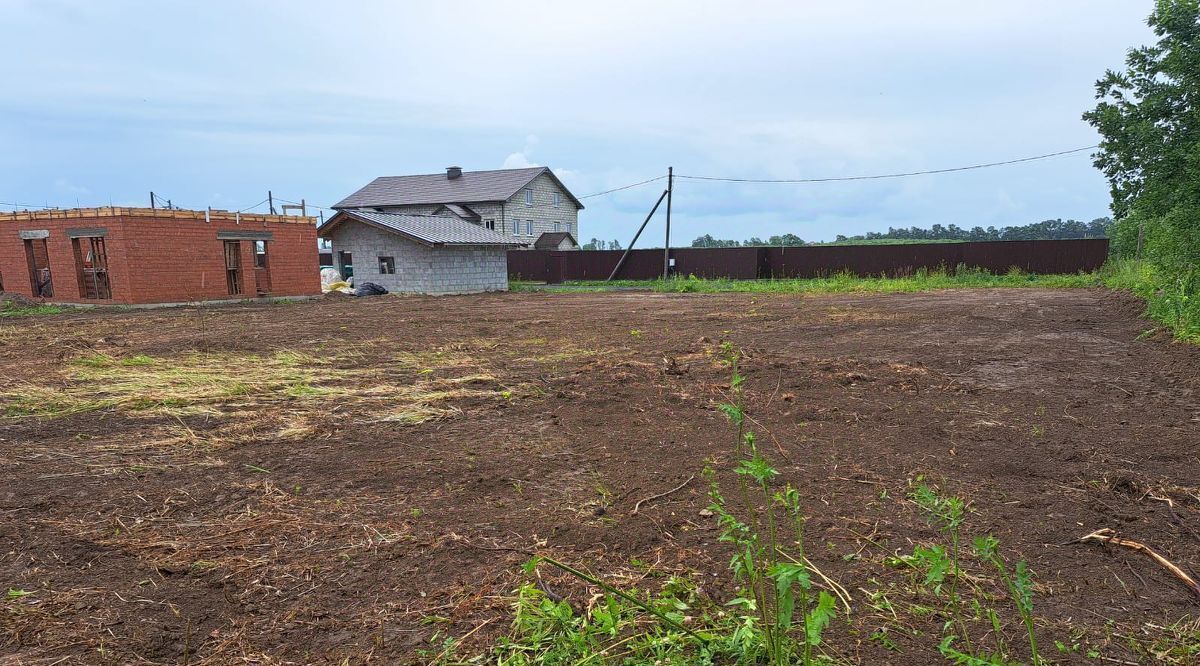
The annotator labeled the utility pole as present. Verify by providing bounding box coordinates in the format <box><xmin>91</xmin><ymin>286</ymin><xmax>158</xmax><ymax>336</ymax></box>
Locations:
<box><xmin>268</xmin><ymin>191</ymin><xmax>276</xmax><ymax>215</ymax></box>
<box><xmin>150</xmin><ymin>192</ymin><xmax>156</xmax><ymax>209</ymax></box>
<box><xmin>1136</xmin><ymin>220</ymin><xmax>1145</xmax><ymax>261</ymax></box>
<box><xmin>663</xmin><ymin>166</ymin><xmax>673</xmax><ymax>279</ymax></box>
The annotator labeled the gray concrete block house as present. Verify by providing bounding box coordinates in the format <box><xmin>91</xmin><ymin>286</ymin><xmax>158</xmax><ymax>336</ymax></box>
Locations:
<box><xmin>320</xmin><ymin>166</ymin><xmax>583</xmax><ymax>294</ymax></box>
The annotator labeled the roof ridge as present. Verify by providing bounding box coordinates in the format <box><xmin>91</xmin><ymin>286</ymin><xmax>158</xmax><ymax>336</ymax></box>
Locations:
<box><xmin>375</xmin><ymin>166</ymin><xmax>546</xmax><ymax>179</ymax></box>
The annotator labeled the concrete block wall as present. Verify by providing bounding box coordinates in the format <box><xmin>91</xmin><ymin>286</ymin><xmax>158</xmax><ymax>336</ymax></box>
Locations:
<box><xmin>327</xmin><ymin>221</ymin><xmax>509</xmax><ymax>295</ymax></box>
<box><xmin>502</xmin><ymin>172</ymin><xmax>579</xmax><ymax>244</ymax></box>
<box><xmin>371</xmin><ymin>171</ymin><xmax>580</xmax><ymax>246</ymax></box>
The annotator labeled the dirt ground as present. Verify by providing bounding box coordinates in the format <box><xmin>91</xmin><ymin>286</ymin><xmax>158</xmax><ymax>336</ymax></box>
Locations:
<box><xmin>2</xmin><ymin>288</ymin><xmax>1198</xmax><ymax>665</ymax></box>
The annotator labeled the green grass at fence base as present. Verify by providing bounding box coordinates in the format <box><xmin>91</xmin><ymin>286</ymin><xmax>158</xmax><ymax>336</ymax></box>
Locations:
<box><xmin>519</xmin><ymin>268</ymin><xmax>1103</xmax><ymax>295</ymax></box>
<box><xmin>515</xmin><ymin>262</ymin><xmax>1199</xmax><ymax>344</ymax></box>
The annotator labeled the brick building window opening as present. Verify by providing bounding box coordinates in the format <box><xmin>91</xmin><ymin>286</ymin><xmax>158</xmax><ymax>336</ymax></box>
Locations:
<box><xmin>554</xmin><ymin>221</ymin><xmax>561</xmax><ymax>232</ymax></box>
<box><xmin>378</xmin><ymin>256</ymin><xmax>395</xmax><ymax>275</ymax></box>
<box><xmin>254</xmin><ymin>241</ymin><xmax>268</xmax><ymax>269</ymax></box>
<box><xmin>72</xmin><ymin>236</ymin><xmax>112</xmax><ymax>300</ymax></box>
<box><xmin>524</xmin><ymin>188</ymin><xmax>533</xmax><ymax>205</ymax></box>
<box><xmin>23</xmin><ymin>238</ymin><xmax>53</xmax><ymax>298</ymax></box>
<box><xmin>485</xmin><ymin>219</ymin><xmax>495</xmax><ymax>230</ymax></box>
<box><xmin>224</xmin><ymin>240</ymin><xmax>242</xmax><ymax>295</ymax></box>
<box><xmin>552</xmin><ymin>192</ymin><xmax>562</xmax><ymax>208</ymax></box>
<box><xmin>525</xmin><ymin>220</ymin><xmax>533</xmax><ymax>236</ymax></box>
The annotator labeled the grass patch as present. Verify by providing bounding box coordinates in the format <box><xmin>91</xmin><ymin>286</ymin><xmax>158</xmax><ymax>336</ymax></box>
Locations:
<box><xmin>1</xmin><ymin>347</ymin><xmax>515</xmax><ymax>423</ymax></box>
<box><xmin>0</xmin><ymin>303</ymin><xmax>64</xmax><ymax>317</ymax></box>
<box><xmin>1100</xmin><ymin>259</ymin><xmax>1200</xmax><ymax>343</ymax></box>
<box><xmin>526</xmin><ymin>266</ymin><xmax>1103</xmax><ymax>295</ymax></box>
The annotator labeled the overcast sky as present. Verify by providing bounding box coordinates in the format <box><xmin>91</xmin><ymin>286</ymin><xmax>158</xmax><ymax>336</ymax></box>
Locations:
<box><xmin>0</xmin><ymin>1</ymin><xmax>1155</xmax><ymax>243</ymax></box>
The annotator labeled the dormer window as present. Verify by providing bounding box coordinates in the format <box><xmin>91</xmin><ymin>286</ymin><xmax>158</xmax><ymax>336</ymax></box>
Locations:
<box><xmin>524</xmin><ymin>189</ymin><xmax>534</xmax><ymax>206</ymax></box>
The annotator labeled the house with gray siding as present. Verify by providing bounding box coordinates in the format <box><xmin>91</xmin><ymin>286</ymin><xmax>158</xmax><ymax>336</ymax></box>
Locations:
<box><xmin>332</xmin><ymin>166</ymin><xmax>583</xmax><ymax>247</ymax></box>
<box><xmin>317</xmin><ymin>210</ymin><xmax>524</xmax><ymax>295</ymax></box>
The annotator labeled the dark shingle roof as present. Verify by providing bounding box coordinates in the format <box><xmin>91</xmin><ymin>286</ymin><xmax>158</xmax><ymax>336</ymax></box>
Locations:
<box><xmin>333</xmin><ymin>167</ymin><xmax>583</xmax><ymax>209</ymax></box>
<box><xmin>318</xmin><ymin>210</ymin><xmax>527</xmax><ymax>247</ymax></box>
<box><xmin>534</xmin><ymin>232</ymin><xmax>578</xmax><ymax>249</ymax></box>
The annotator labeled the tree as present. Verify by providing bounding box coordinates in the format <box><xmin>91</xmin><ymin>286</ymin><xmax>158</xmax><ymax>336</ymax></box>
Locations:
<box><xmin>610</xmin><ymin>239</ymin><xmax>623</xmax><ymax>251</ymax></box>
<box><xmin>1083</xmin><ymin>0</ymin><xmax>1200</xmax><ymax>270</ymax></box>
<box><xmin>582</xmin><ymin>238</ymin><xmax>607</xmax><ymax>250</ymax></box>
<box><xmin>767</xmin><ymin>233</ymin><xmax>806</xmax><ymax>246</ymax></box>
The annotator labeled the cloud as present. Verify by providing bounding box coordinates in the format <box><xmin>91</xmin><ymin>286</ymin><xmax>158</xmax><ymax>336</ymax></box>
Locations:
<box><xmin>501</xmin><ymin>134</ymin><xmax>541</xmax><ymax>169</ymax></box>
<box><xmin>0</xmin><ymin>0</ymin><xmax>1153</xmax><ymax>240</ymax></box>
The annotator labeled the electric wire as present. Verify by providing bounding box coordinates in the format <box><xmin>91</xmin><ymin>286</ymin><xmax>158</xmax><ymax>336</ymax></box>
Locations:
<box><xmin>676</xmin><ymin>145</ymin><xmax>1098</xmax><ymax>184</ymax></box>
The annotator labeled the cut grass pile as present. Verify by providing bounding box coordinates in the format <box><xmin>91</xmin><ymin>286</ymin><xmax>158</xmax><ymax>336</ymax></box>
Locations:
<box><xmin>0</xmin><ymin>347</ymin><xmax>514</xmax><ymax>423</ymax></box>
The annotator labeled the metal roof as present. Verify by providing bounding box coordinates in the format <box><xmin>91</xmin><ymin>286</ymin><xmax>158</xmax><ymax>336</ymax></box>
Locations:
<box><xmin>534</xmin><ymin>232</ymin><xmax>579</xmax><ymax>249</ymax></box>
<box><xmin>332</xmin><ymin>166</ymin><xmax>584</xmax><ymax>209</ymax></box>
<box><xmin>318</xmin><ymin>210</ymin><xmax>527</xmax><ymax>247</ymax></box>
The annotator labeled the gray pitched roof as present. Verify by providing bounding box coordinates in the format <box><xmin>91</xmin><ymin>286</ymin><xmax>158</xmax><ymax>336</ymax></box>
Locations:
<box><xmin>318</xmin><ymin>210</ymin><xmax>527</xmax><ymax>247</ymax></box>
<box><xmin>534</xmin><ymin>231</ymin><xmax>578</xmax><ymax>249</ymax></box>
<box><xmin>332</xmin><ymin>166</ymin><xmax>584</xmax><ymax>209</ymax></box>
<box><xmin>432</xmin><ymin>203</ymin><xmax>481</xmax><ymax>222</ymax></box>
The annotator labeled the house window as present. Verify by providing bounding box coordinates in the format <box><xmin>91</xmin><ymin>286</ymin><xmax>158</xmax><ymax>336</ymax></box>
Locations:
<box><xmin>485</xmin><ymin>219</ymin><xmax>495</xmax><ymax>230</ymax></box>
<box><xmin>554</xmin><ymin>222</ymin><xmax>561</xmax><ymax>232</ymax></box>
<box><xmin>526</xmin><ymin>221</ymin><xmax>534</xmax><ymax>236</ymax></box>
<box><xmin>552</xmin><ymin>192</ymin><xmax>562</xmax><ymax>208</ymax></box>
<box><xmin>524</xmin><ymin>188</ymin><xmax>533</xmax><ymax>206</ymax></box>
<box><xmin>378</xmin><ymin>256</ymin><xmax>395</xmax><ymax>274</ymax></box>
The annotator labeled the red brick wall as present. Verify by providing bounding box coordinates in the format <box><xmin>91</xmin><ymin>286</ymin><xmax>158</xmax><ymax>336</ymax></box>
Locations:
<box><xmin>0</xmin><ymin>211</ymin><xmax>320</xmax><ymax>304</ymax></box>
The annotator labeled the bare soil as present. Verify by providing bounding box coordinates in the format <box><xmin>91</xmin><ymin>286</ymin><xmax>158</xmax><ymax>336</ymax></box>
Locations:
<box><xmin>2</xmin><ymin>288</ymin><xmax>1198</xmax><ymax>664</ymax></box>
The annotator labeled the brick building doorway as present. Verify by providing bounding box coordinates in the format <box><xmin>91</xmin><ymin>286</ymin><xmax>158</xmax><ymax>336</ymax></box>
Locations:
<box><xmin>224</xmin><ymin>241</ymin><xmax>242</xmax><ymax>295</ymax></box>
<box><xmin>72</xmin><ymin>236</ymin><xmax>112</xmax><ymax>300</ymax></box>
<box><xmin>23</xmin><ymin>238</ymin><xmax>53</xmax><ymax>297</ymax></box>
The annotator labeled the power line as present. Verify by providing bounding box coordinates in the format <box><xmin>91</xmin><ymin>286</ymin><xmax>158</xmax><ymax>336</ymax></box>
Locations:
<box><xmin>579</xmin><ymin>175</ymin><xmax>668</xmax><ymax>199</ymax></box>
<box><xmin>235</xmin><ymin>198</ymin><xmax>271</xmax><ymax>213</ymax></box>
<box><xmin>676</xmin><ymin>145</ymin><xmax>1098</xmax><ymax>184</ymax></box>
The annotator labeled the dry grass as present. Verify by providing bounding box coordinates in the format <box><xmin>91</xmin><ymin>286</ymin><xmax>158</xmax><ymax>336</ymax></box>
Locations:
<box><xmin>0</xmin><ymin>347</ymin><xmax>516</xmax><ymax>426</ymax></box>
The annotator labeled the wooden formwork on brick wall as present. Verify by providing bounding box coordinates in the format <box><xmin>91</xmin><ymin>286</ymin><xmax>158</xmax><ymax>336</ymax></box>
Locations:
<box><xmin>0</xmin><ymin>207</ymin><xmax>321</xmax><ymax>304</ymax></box>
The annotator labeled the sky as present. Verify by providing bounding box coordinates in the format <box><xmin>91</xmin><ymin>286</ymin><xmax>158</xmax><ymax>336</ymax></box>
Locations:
<box><xmin>0</xmin><ymin>1</ymin><xmax>1157</xmax><ymax>244</ymax></box>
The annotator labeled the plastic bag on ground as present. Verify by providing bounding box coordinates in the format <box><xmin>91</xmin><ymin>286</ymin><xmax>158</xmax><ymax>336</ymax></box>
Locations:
<box><xmin>320</xmin><ymin>267</ymin><xmax>344</xmax><ymax>292</ymax></box>
<box><xmin>353</xmin><ymin>282</ymin><xmax>389</xmax><ymax>297</ymax></box>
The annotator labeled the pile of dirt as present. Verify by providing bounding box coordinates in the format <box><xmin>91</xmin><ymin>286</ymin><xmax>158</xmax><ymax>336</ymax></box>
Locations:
<box><xmin>0</xmin><ymin>291</ymin><xmax>38</xmax><ymax>308</ymax></box>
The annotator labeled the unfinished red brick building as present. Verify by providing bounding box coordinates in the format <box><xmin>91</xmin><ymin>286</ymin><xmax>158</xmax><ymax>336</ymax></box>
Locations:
<box><xmin>0</xmin><ymin>207</ymin><xmax>320</xmax><ymax>305</ymax></box>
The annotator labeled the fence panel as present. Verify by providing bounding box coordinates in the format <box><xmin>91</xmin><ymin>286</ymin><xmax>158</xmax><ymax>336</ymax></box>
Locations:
<box><xmin>672</xmin><ymin>247</ymin><xmax>760</xmax><ymax>279</ymax></box>
<box><xmin>508</xmin><ymin>239</ymin><xmax>1110</xmax><ymax>282</ymax></box>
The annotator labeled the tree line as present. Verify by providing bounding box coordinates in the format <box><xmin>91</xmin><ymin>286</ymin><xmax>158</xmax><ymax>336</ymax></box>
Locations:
<box><xmin>685</xmin><ymin>218</ymin><xmax>1111</xmax><ymax>248</ymax></box>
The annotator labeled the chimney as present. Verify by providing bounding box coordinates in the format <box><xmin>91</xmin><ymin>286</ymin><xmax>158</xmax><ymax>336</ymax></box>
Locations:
<box><xmin>446</xmin><ymin>166</ymin><xmax>463</xmax><ymax>180</ymax></box>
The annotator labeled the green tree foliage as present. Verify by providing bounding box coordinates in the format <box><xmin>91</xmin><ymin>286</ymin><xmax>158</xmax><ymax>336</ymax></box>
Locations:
<box><xmin>1083</xmin><ymin>0</ymin><xmax>1199</xmax><ymax>269</ymax></box>
<box><xmin>691</xmin><ymin>219</ymin><xmax>1107</xmax><ymax>249</ymax></box>
<box><xmin>833</xmin><ymin>218</ymin><xmax>1110</xmax><ymax>244</ymax></box>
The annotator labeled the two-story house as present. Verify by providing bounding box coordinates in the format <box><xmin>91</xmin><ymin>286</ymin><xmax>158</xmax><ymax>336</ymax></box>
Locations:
<box><xmin>332</xmin><ymin>166</ymin><xmax>582</xmax><ymax>248</ymax></box>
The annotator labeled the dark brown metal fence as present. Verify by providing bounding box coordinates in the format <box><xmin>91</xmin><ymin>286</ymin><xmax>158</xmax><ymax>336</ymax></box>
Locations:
<box><xmin>508</xmin><ymin>238</ymin><xmax>1109</xmax><ymax>282</ymax></box>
